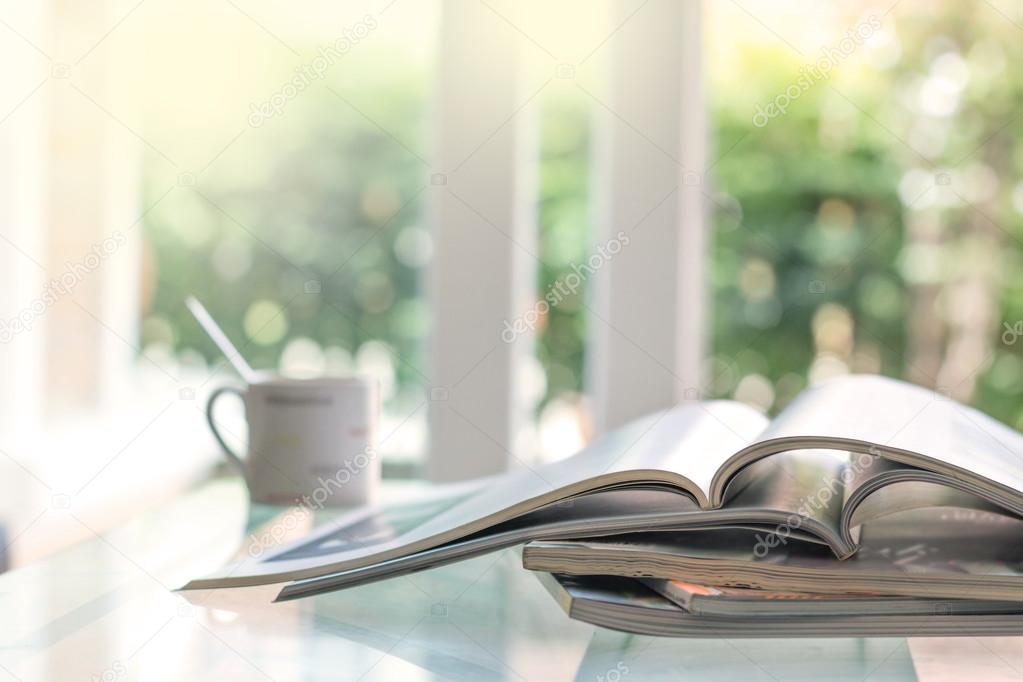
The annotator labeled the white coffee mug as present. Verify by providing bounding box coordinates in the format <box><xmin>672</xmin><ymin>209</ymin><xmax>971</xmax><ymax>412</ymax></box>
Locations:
<box><xmin>206</xmin><ymin>375</ymin><xmax>379</xmax><ymax>507</ymax></box>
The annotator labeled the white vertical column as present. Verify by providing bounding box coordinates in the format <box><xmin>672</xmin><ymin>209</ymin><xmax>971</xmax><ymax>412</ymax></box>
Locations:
<box><xmin>589</xmin><ymin>0</ymin><xmax>707</xmax><ymax>432</ymax></box>
<box><xmin>677</xmin><ymin>0</ymin><xmax>709</xmax><ymax>400</ymax></box>
<box><xmin>45</xmin><ymin>0</ymin><xmax>143</xmax><ymax>415</ymax></box>
<box><xmin>0</xmin><ymin>3</ymin><xmax>48</xmax><ymax>439</ymax></box>
<box><xmin>427</xmin><ymin>1</ymin><xmax>537</xmax><ymax>481</ymax></box>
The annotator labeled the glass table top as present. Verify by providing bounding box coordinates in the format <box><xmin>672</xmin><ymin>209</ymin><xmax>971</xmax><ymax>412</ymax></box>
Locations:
<box><xmin>0</xmin><ymin>478</ymin><xmax>1013</xmax><ymax>681</ymax></box>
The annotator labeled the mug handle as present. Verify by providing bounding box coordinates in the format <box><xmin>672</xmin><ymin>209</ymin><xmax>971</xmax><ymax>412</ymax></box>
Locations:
<box><xmin>206</xmin><ymin>386</ymin><xmax>248</xmax><ymax>481</ymax></box>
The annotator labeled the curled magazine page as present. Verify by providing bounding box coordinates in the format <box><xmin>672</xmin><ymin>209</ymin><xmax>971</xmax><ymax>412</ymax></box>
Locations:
<box><xmin>714</xmin><ymin>375</ymin><xmax>1023</xmax><ymax>508</ymax></box>
<box><xmin>184</xmin><ymin>401</ymin><xmax>766</xmax><ymax>589</ymax></box>
<box><xmin>722</xmin><ymin>449</ymin><xmax>848</xmax><ymax>544</ymax></box>
<box><xmin>845</xmin><ymin>480</ymin><xmax>1007</xmax><ymax>530</ymax></box>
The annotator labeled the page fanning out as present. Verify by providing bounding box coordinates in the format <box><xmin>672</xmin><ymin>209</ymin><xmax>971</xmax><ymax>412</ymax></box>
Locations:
<box><xmin>755</xmin><ymin>375</ymin><xmax>1023</xmax><ymax>500</ymax></box>
<box><xmin>186</xmin><ymin>401</ymin><xmax>766</xmax><ymax>587</ymax></box>
<box><xmin>596</xmin><ymin>400</ymin><xmax>768</xmax><ymax>498</ymax></box>
<box><xmin>723</xmin><ymin>449</ymin><xmax>848</xmax><ymax>534</ymax></box>
<box><xmin>384</xmin><ymin>400</ymin><xmax>767</xmax><ymax>548</ymax></box>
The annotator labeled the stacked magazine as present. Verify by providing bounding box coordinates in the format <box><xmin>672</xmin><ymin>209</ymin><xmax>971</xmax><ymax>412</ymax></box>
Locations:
<box><xmin>185</xmin><ymin>375</ymin><xmax>1023</xmax><ymax>637</ymax></box>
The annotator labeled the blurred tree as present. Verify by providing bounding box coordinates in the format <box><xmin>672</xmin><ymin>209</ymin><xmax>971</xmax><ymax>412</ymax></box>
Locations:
<box><xmin>143</xmin><ymin>72</ymin><xmax>429</xmax><ymax>402</ymax></box>
<box><xmin>142</xmin><ymin>0</ymin><xmax>1023</xmax><ymax>460</ymax></box>
<box><xmin>875</xmin><ymin>0</ymin><xmax>1023</xmax><ymax>417</ymax></box>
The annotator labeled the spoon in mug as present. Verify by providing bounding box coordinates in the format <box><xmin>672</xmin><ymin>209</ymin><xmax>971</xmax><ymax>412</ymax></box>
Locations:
<box><xmin>186</xmin><ymin>296</ymin><xmax>258</xmax><ymax>383</ymax></box>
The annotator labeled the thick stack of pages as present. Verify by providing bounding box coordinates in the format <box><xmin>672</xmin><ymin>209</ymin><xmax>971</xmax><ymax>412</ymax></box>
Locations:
<box><xmin>535</xmin><ymin>572</ymin><xmax>1023</xmax><ymax>638</ymax></box>
<box><xmin>184</xmin><ymin>375</ymin><xmax>1023</xmax><ymax>636</ymax></box>
<box><xmin>525</xmin><ymin>511</ymin><xmax>1023</xmax><ymax>636</ymax></box>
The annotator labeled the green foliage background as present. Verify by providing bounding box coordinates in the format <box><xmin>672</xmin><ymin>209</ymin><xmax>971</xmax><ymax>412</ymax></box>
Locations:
<box><xmin>143</xmin><ymin>5</ymin><xmax>1023</xmax><ymax>464</ymax></box>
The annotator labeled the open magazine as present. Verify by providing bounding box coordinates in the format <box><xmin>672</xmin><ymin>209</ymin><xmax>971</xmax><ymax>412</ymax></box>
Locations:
<box><xmin>183</xmin><ymin>374</ymin><xmax>1023</xmax><ymax>599</ymax></box>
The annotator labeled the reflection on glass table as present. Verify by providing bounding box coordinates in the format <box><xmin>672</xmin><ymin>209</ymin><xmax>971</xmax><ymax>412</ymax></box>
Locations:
<box><xmin>0</xmin><ymin>477</ymin><xmax>1009</xmax><ymax>681</ymax></box>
